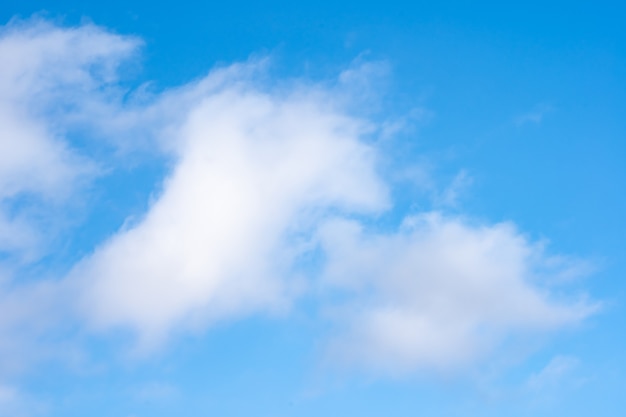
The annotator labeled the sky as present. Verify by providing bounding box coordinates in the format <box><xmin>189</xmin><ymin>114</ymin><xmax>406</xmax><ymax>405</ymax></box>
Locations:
<box><xmin>0</xmin><ymin>1</ymin><xmax>625</xmax><ymax>416</ymax></box>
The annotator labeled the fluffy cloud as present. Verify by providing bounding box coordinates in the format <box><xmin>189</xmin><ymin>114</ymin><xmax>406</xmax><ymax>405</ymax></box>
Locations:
<box><xmin>318</xmin><ymin>214</ymin><xmax>595</xmax><ymax>374</ymax></box>
<box><xmin>71</xmin><ymin>75</ymin><xmax>389</xmax><ymax>346</ymax></box>
<box><xmin>0</xmin><ymin>18</ymin><xmax>596</xmax><ymax>376</ymax></box>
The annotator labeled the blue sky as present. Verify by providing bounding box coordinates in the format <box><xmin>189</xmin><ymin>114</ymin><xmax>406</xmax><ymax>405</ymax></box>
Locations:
<box><xmin>0</xmin><ymin>1</ymin><xmax>625</xmax><ymax>416</ymax></box>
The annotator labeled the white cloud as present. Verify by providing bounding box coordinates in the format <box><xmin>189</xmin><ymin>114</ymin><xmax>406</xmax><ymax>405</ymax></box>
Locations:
<box><xmin>0</xmin><ymin>213</ymin><xmax>38</xmax><ymax>262</ymax></box>
<box><xmin>133</xmin><ymin>381</ymin><xmax>180</xmax><ymax>403</ymax></box>
<box><xmin>0</xmin><ymin>18</ymin><xmax>142</xmax><ymax>382</ymax></box>
<box><xmin>0</xmin><ymin>276</ymin><xmax>74</xmax><ymax>378</ymax></box>
<box><xmin>0</xmin><ymin>383</ymin><xmax>17</xmax><ymax>404</ymax></box>
<box><xmin>318</xmin><ymin>213</ymin><xmax>596</xmax><ymax>374</ymax></box>
<box><xmin>69</xmin><ymin>68</ymin><xmax>389</xmax><ymax>348</ymax></box>
<box><xmin>527</xmin><ymin>355</ymin><xmax>580</xmax><ymax>390</ymax></box>
<box><xmin>514</xmin><ymin>103</ymin><xmax>554</xmax><ymax>126</ymax></box>
<box><xmin>0</xmin><ymin>383</ymin><xmax>33</xmax><ymax>417</ymax></box>
<box><xmin>0</xmin><ymin>18</ymin><xmax>140</xmax><ymax>261</ymax></box>
<box><xmin>436</xmin><ymin>169</ymin><xmax>473</xmax><ymax>207</ymax></box>
<box><xmin>0</xmin><ymin>18</ymin><xmax>597</xmax><ymax>378</ymax></box>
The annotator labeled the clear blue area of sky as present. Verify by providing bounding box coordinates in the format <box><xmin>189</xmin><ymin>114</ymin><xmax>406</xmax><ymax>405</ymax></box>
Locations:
<box><xmin>1</xmin><ymin>1</ymin><xmax>625</xmax><ymax>416</ymax></box>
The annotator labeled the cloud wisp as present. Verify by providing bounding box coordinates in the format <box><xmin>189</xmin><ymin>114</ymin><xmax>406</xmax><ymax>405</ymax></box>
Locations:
<box><xmin>0</xmin><ymin>18</ymin><xmax>597</xmax><ymax>378</ymax></box>
<box><xmin>0</xmin><ymin>18</ymin><xmax>145</xmax><ymax>377</ymax></box>
<box><xmin>514</xmin><ymin>103</ymin><xmax>554</xmax><ymax>126</ymax></box>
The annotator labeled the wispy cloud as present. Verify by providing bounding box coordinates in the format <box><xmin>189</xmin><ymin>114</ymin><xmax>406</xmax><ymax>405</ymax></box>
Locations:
<box><xmin>0</xmin><ymin>18</ymin><xmax>143</xmax><ymax>264</ymax></box>
<box><xmin>0</xmin><ymin>383</ymin><xmax>34</xmax><ymax>417</ymax></box>
<box><xmin>527</xmin><ymin>355</ymin><xmax>581</xmax><ymax>390</ymax></box>
<box><xmin>0</xmin><ymin>18</ymin><xmax>143</xmax><ymax>381</ymax></box>
<box><xmin>514</xmin><ymin>103</ymin><xmax>554</xmax><ymax>126</ymax></box>
<box><xmin>132</xmin><ymin>381</ymin><xmax>180</xmax><ymax>403</ymax></box>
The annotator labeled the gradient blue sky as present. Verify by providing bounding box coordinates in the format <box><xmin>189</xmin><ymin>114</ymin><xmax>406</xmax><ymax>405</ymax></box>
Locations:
<box><xmin>0</xmin><ymin>1</ymin><xmax>625</xmax><ymax>416</ymax></box>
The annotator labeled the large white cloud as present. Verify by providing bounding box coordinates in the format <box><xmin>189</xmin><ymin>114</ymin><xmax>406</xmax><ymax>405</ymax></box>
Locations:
<box><xmin>71</xmin><ymin>77</ymin><xmax>390</xmax><ymax>346</ymax></box>
<box><xmin>0</xmin><ymin>18</ymin><xmax>596</xmax><ymax>376</ymax></box>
